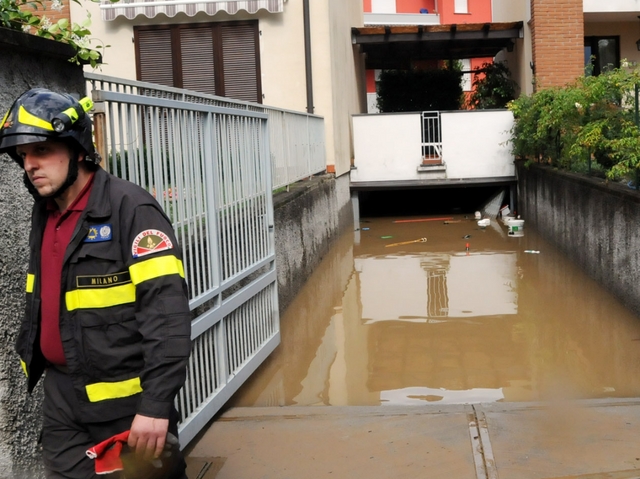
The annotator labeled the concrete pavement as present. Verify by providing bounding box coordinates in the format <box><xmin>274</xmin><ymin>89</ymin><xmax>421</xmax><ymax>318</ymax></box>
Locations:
<box><xmin>185</xmin><ymin>398</ymin><xmax>640</xmax><ymax>479</ymax></box>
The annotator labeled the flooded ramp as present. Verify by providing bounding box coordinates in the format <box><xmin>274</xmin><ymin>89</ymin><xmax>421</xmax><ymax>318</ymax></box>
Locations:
<box><xmin>230</xmin><ymin>215</ymin><xmax>640</xmax><ymax>407</ymax></box>
<box><xmin>188</xmin><ymin>214</ymin><xmax>640</xmax><ymax>478</ymax></box>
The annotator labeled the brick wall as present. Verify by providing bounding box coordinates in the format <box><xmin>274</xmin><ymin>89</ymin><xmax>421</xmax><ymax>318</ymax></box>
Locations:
<box><xmin>25</xmin><ymin>0</ymin><xmax>70</xmax><ymax>26</ymax></box>
<box><xmin>530</xmin><ymin>0</ymin><xmax>584</xmax><ymax>90</ymax></box>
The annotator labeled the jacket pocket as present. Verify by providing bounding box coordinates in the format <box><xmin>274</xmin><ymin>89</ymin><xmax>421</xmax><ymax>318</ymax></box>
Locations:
<box><xmin>78</xmin><ymin>307</ymin><xmax>143</xmax><ymax>379</ymax></box>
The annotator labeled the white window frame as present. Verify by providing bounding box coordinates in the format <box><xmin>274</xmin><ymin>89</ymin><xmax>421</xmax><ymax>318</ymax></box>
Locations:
<box><xmin>461</xmin><ymin>59</ymin><xmax>472</xmax><ymax>91</ymax></box>
<box><xmin>454</xmin><ymin>0</ymin><xmax>468</xmax><ymax>14</ymax></box>
<box><xmin>371</xmin><ymin>0</ymin><xmax>396</xmax><ymax>14</ymax></box>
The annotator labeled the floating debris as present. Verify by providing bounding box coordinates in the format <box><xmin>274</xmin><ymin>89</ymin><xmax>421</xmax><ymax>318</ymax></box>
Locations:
<box><xmin>381</xmin><ymin>236</ymin><xmax>393</xmax><ymax>239</ymax></box>
<box><xmin>385</xmin><ymin>237</ymin><xmax>427</xmax><ymax>248</ymax></box>
<box><xmin>524</xmin><ymin>250</ymin><xmax>540</xmax><ymax>254</ymax></box>
<box><xmin>362</xmin><ymin>227</ymin><xmax>370</xmax><ymax>231</ymax></box>
<box><xmin>463</xmin><ymin>234</ymin><xmax>471</xmax><ymax>239</ymax></box>
<box><xmin>444</xmin><ymin>220</ymin><xmax>461</xmax><ymax>224</ymax></box>
<box><xmin>394</xmin><ymin>217</ymin><xmax>454</xmax><ymax>224</ymax></box>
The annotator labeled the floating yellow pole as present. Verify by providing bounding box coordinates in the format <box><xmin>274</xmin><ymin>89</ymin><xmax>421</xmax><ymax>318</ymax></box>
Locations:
<box><xmin>385</xmin><ymin>237</ymin><xmax>427</xmax><ymax>248</ymax></box>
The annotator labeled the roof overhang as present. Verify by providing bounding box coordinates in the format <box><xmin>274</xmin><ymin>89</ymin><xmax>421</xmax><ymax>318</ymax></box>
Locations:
<box><xmin>352</xmin><ymin>21</ymin><xmax>524</xmax><ymax>70</ymax></box>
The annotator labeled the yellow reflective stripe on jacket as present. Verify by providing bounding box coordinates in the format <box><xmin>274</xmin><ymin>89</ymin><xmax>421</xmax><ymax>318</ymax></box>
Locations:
<box><xmin>65</xmin><ymin>283</ymin><xmax>135</xmax><ymax>311</ymax></box>
<box><xmin>85</xmin><ymin>377</ymin><xmax>142</xmax><ymax>402</ymax></box>
<box><xmin>20</xmin><ymin>359</ymin><xmax>28</xmax><ymax>377</ymax></box>
<box><xmin>26</xmin><ymin>273</ymin><xmax>35</xmax><ymax>293</ymax></box>
<box><xmin>129</xmin><ymin>255</ymin><xmax>185</xmax><ymax>285</ymax></box>
<box><xmin>18</xmin><ymin>105</ymin><xmax>54</xmax><ymax>131</ymax></box>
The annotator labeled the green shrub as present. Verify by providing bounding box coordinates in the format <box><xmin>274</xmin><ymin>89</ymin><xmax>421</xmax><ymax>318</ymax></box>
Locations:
<box><xmin>508</xmin><ymin>67</ymin><xmax>640</xmax><ymax>180</ymax></box>
<box><xmin>468</xmin><ymin>62</ymin><xmax>516</xmax><ymax>110</ymax></box>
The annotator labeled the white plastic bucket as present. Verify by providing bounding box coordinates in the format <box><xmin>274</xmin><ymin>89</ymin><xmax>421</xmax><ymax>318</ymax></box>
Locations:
<box><xmin>507</xmin><ymin>219</ymin><xmax>524</xmax><ymax>237</ymax></box>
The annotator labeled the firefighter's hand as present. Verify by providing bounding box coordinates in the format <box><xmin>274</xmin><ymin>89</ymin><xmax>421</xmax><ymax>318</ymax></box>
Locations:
<box><xmin>128</xmin><ymin>414</ymin><xmax>169</xmax><ymax>461</ymax></box>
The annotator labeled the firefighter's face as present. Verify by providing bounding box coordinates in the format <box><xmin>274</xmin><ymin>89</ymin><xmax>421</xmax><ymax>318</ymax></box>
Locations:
<box><xmin>17</xmin><ymin>140</ymin><xmax>72</xmax><ymax>198</ymax></box>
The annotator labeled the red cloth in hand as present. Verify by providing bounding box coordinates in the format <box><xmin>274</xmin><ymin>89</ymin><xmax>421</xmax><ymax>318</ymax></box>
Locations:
<box><xmin>86</xmin><ymin>430</ymin><xmax>130</xmax><ymax>475</ymax></box>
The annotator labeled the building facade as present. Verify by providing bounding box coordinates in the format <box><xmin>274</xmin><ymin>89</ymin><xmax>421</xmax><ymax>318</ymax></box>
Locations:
<box><xmin>72</xmin><ymin>0</ymin><xmax>365</xmax><ymax>177</ymax></box>
<box><xmin>46</xmin><ymin>0</ymin><xmax>640</xmax><ymax>170</ymax></box>
<box><xmin>362</xmin><ymin>0</ymin><xmax>494</xmax><ymax>112</ymax></box>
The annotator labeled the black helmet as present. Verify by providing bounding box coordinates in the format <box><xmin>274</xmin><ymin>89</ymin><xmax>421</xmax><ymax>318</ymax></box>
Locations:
<box><xmin>0</xmin><ymin>88</ymin><xmax>100</xmax><ymax>166</ymax></box>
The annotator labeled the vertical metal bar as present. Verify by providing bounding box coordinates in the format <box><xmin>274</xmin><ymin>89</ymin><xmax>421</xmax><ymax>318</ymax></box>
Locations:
<box><xmin>204</xmin><ymin>112</ymin><xmax>221</xmax><ymax>293</ymax></box>
<box><xmin>92</xmin><ymin>102</ymin><xmax>108</xmax><ymax>172</ymax></box>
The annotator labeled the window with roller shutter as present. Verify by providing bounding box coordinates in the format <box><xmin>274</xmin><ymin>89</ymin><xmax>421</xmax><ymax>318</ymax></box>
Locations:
<box><xmin>134</xmin><ymin>21</ymin><xmax>262</xmax><ymax>103</ymax></box>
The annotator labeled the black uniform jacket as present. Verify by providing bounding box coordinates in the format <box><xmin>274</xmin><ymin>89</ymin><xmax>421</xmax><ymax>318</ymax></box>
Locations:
<box><xmin>17</xmin><ymin>167</ymin><xmax>192</xmax><ymax>423</ymax></box>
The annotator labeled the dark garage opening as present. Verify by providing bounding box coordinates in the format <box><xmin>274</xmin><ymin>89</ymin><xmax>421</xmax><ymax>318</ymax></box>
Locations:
<box><xmin>357</xmin><ymin>185</ymin><xmax>509</xmax><ymax>218</ymax></box>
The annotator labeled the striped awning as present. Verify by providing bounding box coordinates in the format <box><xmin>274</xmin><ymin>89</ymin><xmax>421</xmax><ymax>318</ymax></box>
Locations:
<box><xmin>100</xmin><ymin>0</ymin><xmax>283</xmax><ymax>21</ymax></box>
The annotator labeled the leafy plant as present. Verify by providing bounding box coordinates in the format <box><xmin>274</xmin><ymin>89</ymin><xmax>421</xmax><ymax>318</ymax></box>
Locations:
<box><xmin>508</xmin><ymin>66</ymin><xmax>640</xmax><ymax>180</ymax></box>
<box><xmin>468</xmin><ymin>61</ymin><xmax>516</xmax><ymax>109</ymax></box>
<box><xmin>0</xmin><ymin>0</ymin><xmax>110</xmax><ymax>67</ymax></box>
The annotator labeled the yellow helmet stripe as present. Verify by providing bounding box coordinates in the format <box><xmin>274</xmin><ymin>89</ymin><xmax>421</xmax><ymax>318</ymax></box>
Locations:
<box><xmin>129</xmin><ymin>255</ymin><xmax>185</xmax><ymax>285</ymax></box>
<box><xmin>18</xmin><ymin>105</ymin><xmax>54</xmax><ymax>131</ymax></box>
<box><xmin>65</xmin><ymin>283</ymin><xmax>136</xmax><ymax>311</ymax></box>
<box><xmin>85</xmin><ymin>377</ymin><xmax>142</xmax><ymax>402</ymax></box>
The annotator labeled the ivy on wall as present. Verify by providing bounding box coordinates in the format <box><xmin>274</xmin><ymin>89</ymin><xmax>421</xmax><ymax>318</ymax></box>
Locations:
<box><xmin>0</xmin><ymin>0</ymin><xmax>112</xmax><ymax>67</ymax></box>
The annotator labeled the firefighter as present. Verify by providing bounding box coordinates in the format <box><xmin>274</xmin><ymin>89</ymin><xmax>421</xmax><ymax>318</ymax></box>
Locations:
<box><xmin>0</xmin><ymin>88</ymin><xmax>191</xmax><ymax>478</ymax></box>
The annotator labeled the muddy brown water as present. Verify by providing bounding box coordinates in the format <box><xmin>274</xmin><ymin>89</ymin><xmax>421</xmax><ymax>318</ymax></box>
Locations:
<box><xmin>228</xmin><ymin>215</ymin><xmax>640</xmax><ymax>408</ymax></box>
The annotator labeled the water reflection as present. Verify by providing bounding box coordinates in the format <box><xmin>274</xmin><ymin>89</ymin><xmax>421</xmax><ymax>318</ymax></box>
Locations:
<box><xmin>358</xmin><ymin>253</ymin><xmax>518</xmax><ymax>322</ymax></box>
<box><xmin>229</xmin><ymin>216</ymin><xmax>640</xmax><ymax>408</ymax></box>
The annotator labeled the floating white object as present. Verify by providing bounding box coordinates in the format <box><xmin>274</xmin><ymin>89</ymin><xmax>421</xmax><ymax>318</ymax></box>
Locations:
<box><xmin>474</xmin><ymin>211</ymin><xmax>482</xmax><ymax>220</ymax></box>
<box><xmin>477</xmin><ymin>218</ymin><xmax>491</xmax><ymax>228</ymax></box>
<box><xmin>506</xmin><ymin>218</ymin><xmax>524</xmax><ymax>237</ymax></box>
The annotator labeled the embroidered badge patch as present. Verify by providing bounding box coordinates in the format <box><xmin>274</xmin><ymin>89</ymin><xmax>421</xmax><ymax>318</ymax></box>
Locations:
<box><xmin>131</xmin><ymin>229</ymin><xmax>173</xmax><ymax>258</ymax></box>
<box><xmin>84</xmin><ymin>224</ymin><xmax>113</xmax><ymax>243</ymax></box>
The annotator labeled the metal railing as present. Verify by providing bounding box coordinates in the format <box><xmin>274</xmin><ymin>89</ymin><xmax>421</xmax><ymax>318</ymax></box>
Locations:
<box><xmin>85</xmin><ymin>73</ymin><xmax>326</xmax><ymax>190</ymax></box>
<box><xmin>88</xmin><ymin>85</ymin><xmax>281</xmax><ymax>447</ymax></box>
<box><xmin>421</xmin><ymin>111</ymin><xmax>442</xmax><ymax>163</ymax></box>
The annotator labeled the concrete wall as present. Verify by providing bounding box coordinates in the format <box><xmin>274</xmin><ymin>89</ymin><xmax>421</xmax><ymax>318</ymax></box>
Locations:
<box><xmin>351</xmin><ymin>110</ymin><xmax>515</xmax><ymax>183</ymax></box>
<box><xmin>0</xmin><ymin>28</ymin><xmax>87</xmax><ymax>479</ymax></box>
<box><xmin>352</xmin><ymin>113</ymin><xmax>423</xmax><ymax>182</ymax></box>
<box><xmin>273</xmin><ymin>174</ymin><xmax>353</xmax><ymax>313</ymax></box>
<box><xmin>516</xmin><ymin>162</ymin><xmax>640</xmax><ymax>317</ymax></box>
<box><xmin>441</xmin><ymin>110</ymin><xmax>515</xmax><ymax>178</ymax></box>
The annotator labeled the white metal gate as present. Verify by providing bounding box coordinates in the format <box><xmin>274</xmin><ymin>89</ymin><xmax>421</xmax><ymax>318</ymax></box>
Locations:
<box><xmin>89</xmin><ymin>88</ymin><xmax>280</xmax><ymax>447</ymax></box>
